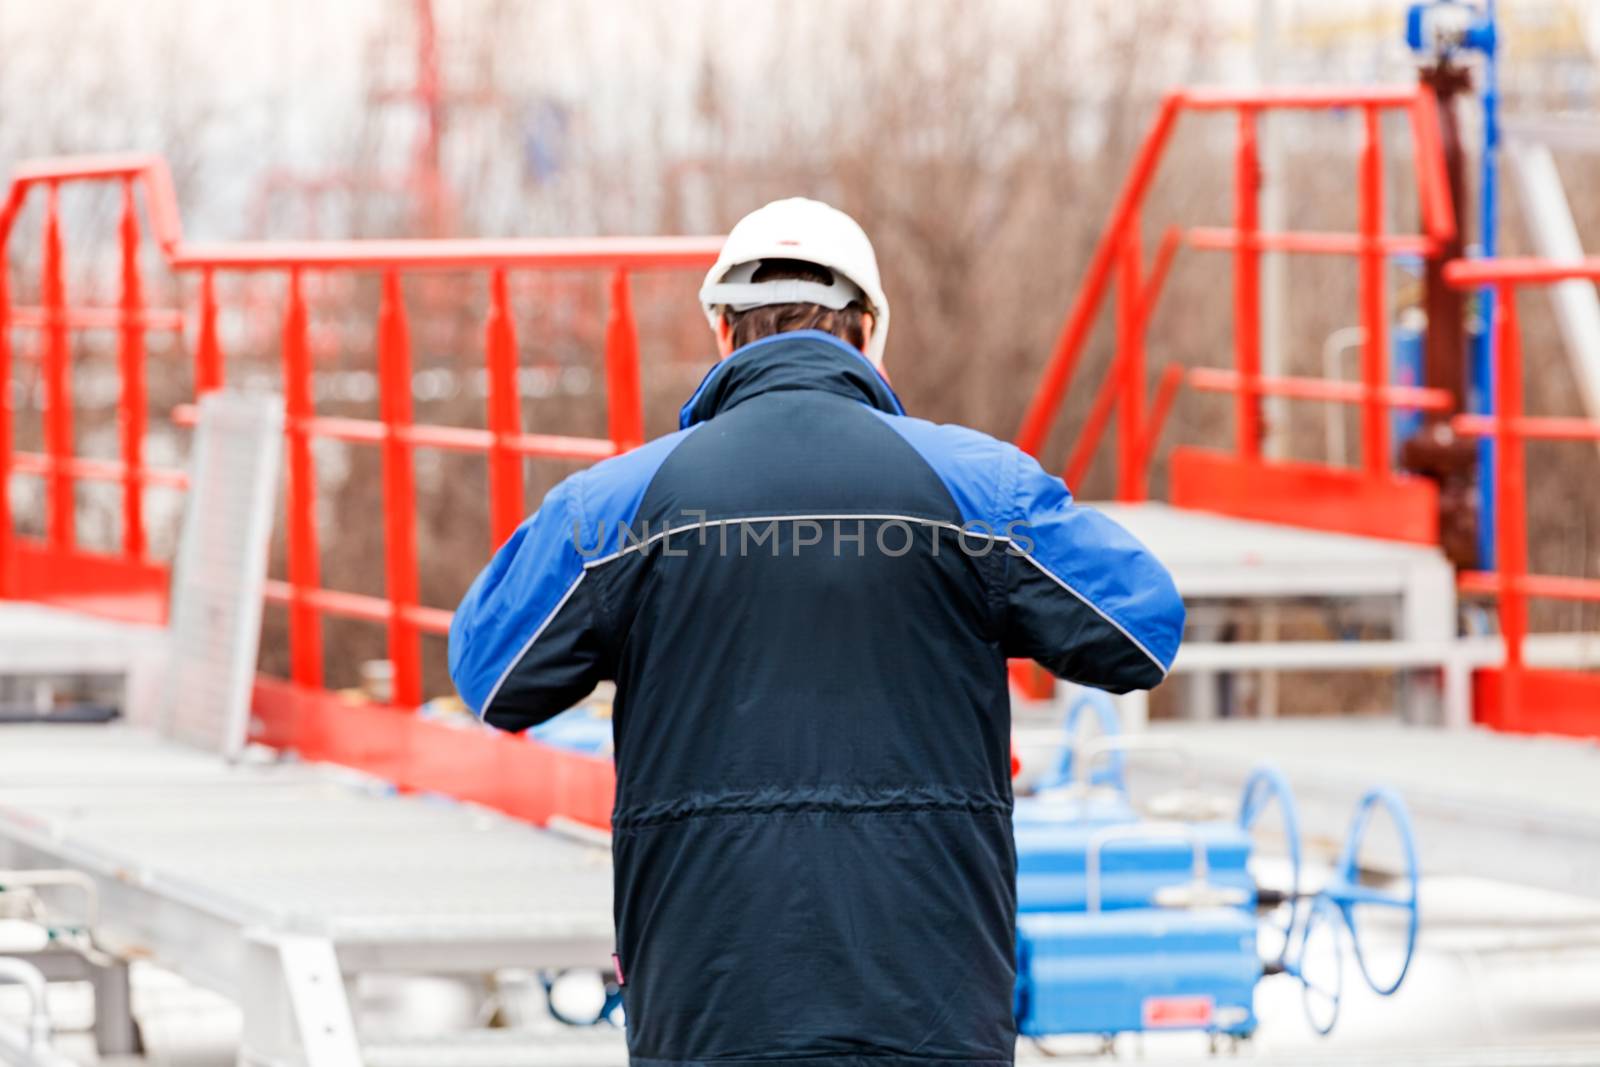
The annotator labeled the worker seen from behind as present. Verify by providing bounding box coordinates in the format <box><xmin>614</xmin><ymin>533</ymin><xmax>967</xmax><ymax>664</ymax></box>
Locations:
<box><xmin>449</xmin><ymin>198</ymin><xmax>1185</xmax><ymax>1066</ymax></box>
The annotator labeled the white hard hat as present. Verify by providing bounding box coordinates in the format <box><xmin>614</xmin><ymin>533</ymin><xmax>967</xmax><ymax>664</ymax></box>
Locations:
<box><xmin>700</xmin><ymin>197</ymin><xmax>890</xmax><ymax>367</ymax></box>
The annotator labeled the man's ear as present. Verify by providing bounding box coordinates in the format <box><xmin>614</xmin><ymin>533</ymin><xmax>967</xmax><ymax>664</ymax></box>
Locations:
<box><xmin>858</xmin><ymin>312</ymin><xmax>875</xmax><ymax>355</ymax></box>
<box><xmin>716</xmin><ymin>313</ymin><xmax>735</xmax><ymax>359</ymax></box>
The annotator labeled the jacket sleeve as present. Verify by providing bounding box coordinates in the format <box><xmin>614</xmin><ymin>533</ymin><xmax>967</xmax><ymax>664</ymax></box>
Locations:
<box><xmin>1001</xmin><ymin>449</ymin><xmax>1184</xmax><ymax>693</ymax></box>
<box><xmin>447</xmin><ymin>476</ymin><xmax>607</xmax><ymax>732</ymax></box>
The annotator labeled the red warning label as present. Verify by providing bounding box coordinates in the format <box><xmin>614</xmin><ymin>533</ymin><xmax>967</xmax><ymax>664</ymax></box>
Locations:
<box><xmin>1141</xmin><ymin>995</ymin><xmax>1215</xmax><ymax>1029</ymax></box>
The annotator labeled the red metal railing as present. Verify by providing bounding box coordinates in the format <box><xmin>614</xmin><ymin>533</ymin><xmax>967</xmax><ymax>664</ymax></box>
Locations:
<box><xmin>1010</xmin><ymin>85</ymin><xmax>1600</xmax><ymax>731</ymax></box>
<box><xmin>1</xmin><ymin>154</ymin><xmax>722</xmax><ymax>821</ymax></box>
<box><xmin>1444</xmin><ymin>257</ymin><xmax>1600</xmax><ymax>735</ymax></box>
<box><xmin>1015</xmin><ymin>86</ymin><xmax>1458</xmax><ymax>541</ymax></box>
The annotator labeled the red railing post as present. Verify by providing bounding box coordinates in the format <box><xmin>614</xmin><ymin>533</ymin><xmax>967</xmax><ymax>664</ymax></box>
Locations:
<box><xmin>1493</xmin><ymin>285</ymin><xmax>1527</xmax><ymax>721</ymax></box>
<box><xmin>41</xmin><ymin>182</ymin><xmax>74</xmax><ymax>551</ymax></box>
<box><xmin>1115</xmin><ymin>209</ymin><xmax>1145</xmax><ymax>501</ymax></box>
<box><xmin>117</xmin><ymin>178</ymin><xmax>147</xmax><ymax>561</ymax></box>
<box><xmin>605</xmin><ymin>268</ymin><xmax>644</xmax><ymax>452</ymax></box>
<box><xmin>485</xmin><ymin>268</ymin><xmax>525</xmax><ymax>547</ymax></box>
<box><xmin>378</xmin><ymin>271</ymin><xmax>421</xmax><ymax>708</ymax></box>
<box><xmin>1359</xmin><ymin>104</ymin><xmax>1390</xmax><ymax>477</ymax></box>
<box><xmin>1233</xmin><ymin>108</ymin><xmax>1263</xmax><ymax>461</ymax></box>
<box><xmin>1138</xmin><ymin>363</ymin><xmax>1187</xmax><ymax>484</ymax></box>
<box><xmin>1063</xmin><ymin>350</ymin><xmax>1124</xmax><ymax>490</ymax></box>
<box><xmin>283</xmin><ymin>269</ymin><xmax>324</xmax><ymax>688</ymax></box>
<box><xmin>195</xmin><ymin>268</ymin><xmax>224</xmax><ymax>393</ymax></box>
<box><xmin>0</xmin><ymin>258</ymin><xmax>11</xmax><ymax>594</ymax></box>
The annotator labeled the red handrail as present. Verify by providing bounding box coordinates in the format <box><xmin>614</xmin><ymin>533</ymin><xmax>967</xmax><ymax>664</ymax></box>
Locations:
<box><xmin>0</xmin><ymin>154</ymin><xmax>722</xmax><ymax>712</ymax></box>
<box><xmin>117</xmin><ymin>180</ymin><xmax>147</xmax><ymax>562</ymax></box>
<box><xmin>1444</xmin><ymin>256</ymin><xmax>1600</xmax><ymax>286</ymax></box>
<box><xmin>169</xmin><ymin>237</ymin><xmax>721</xmax><ymax>272</ymax></box>
<box><xmin>1007</xmin><ymin>81</ymin><xmax>1600</xmax><ymax>731</ymax></box>
<box><xmin>1014</xmin><ymin>85</ymin><xmax>1457</xmax><ymax>499</ymax></box>
<box><xmin>1443</xmin><ymin>258</ymin><xmax>1600</xmax><ymax>730</ymax></box>
<box><xmin>1180</xmin><ymin>85</ymin><xmax>1427</xmax><ymax>110</ymax></box>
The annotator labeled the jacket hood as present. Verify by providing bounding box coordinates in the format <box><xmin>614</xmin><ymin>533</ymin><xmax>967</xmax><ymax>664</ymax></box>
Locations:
<box><xmin>679</xmin><ymin>330</ymin><xmax>905</xmax><ymax>429</ymax></box>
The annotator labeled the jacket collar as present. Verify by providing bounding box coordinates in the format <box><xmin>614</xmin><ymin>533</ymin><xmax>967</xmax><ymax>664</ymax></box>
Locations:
<box><xmin>679</xmin><ymin>330</ymin><xmax>905</xmax><ymax>429</ymax></box>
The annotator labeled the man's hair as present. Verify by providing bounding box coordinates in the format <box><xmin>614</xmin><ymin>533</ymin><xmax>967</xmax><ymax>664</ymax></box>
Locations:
<box><xmin>723</xmin><ymin>259</ymin><xmax>869</xmax><ymax>351</ymax></box>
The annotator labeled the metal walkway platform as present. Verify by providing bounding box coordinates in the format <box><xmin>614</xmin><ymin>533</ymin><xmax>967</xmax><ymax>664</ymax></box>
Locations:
<box><xmin>1100</xmin><ymin>503</ymin><xmax>1455</xmax><ymax>607</ymax></box>
<box><xmin>0</xmin><ymin>725</ymin><xmax>615</xmax><ymax>1065</ymax></box>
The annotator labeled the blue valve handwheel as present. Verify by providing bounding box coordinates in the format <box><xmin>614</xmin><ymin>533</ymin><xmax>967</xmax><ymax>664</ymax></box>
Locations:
<box><xmin>1324</xmin><ymin>787</ymin><xmax>1421</xmax><ymax>997</ymax></box>
<box><xmin>1293</xmin><ymin>894</ymin><xmax>1345</xmax><ymax>1036</ymax></box>
<box><xmin>1044</xmin><ymin>689</ymin><xmax>1124</xmax><ymax>791</ymax></box>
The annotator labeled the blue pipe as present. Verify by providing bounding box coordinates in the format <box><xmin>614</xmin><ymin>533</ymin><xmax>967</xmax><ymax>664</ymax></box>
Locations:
<box><xmin>1473</xmin><ymin>0</ymin><xmax>1500</xmax><ymax>567</ymax></box>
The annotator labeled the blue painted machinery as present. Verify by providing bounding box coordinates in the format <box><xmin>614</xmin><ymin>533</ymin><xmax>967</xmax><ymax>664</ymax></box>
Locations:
<box><xmin>1012</xmin><ymin>691</ymin><xmax>1420</xmax><ymax>1045</ymax></box>
<box><xmin>1016</xmin><ymin>822</ymin><xmax>1262</xmax><ymax>1040</ymax></box>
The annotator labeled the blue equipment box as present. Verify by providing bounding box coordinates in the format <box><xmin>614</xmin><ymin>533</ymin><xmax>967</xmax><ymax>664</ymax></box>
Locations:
<box><xmin>1015</xmin><ymin>821</ymin><xmax>1255</xmax><ymax>913</ymax></box>
<box><xmin>1015</xmin><ymin>909</ymin><xmax>1259</xmax><ymax>1037</ymax></box>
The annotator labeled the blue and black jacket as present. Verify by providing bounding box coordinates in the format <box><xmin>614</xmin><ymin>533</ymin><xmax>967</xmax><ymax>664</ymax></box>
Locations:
<box><xmin>450</xmin><ymin>330</ymin><xmax>1184</xmax><ymax>1067</ymax></box>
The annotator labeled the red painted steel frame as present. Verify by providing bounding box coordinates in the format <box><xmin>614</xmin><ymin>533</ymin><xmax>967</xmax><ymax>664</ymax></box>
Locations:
<box><xmin>117</xmin><ymin>179</ymin><xmax>148</xmax><ymax>562</ymax></box>
<box><xmin>1115</xmin><ymin>209</ymin><xmax>1146</xmax><ymax>500</ymax></box>
<box><xmin>485</xmin><ymin>269</ymin><xmax>524</xmax><ymax>547</ymax></box>
<box><xmin>1233</xmin><ymin>107</ymin><xmax>1263</xmax><ymax>462</ymax></box>
<box><xmin>0</xmin><ymin>153</ymin><xmax>722</xmax><ymax>825</ymax></box>
<box><xmin>1443</xmin><ymin>258</ymin><xmax>1600</xmax><ymax>735</ymax></box>
<box><xmin>282</xmin><ymin>269</ymin><xmax>324</xmax><ymax>688</ymax></box>
<box><xmin>1013</xmin><ymin>84</ymin><xmax>1457</xmax><ymax>543</ymax></box>
<box><xmin>1169</xmin><ymin>447</ymin><xmax>1439</xmax><ymax>544</ymax></box>
<box><xmin>251</xmin><ymin>678</ymin><xmax>615</xmax><ymax>829</ymax></box>
<box><xmin>378</xmin><ymin>272</ymin><xmax>421</xmax><ymax>706</ymax></box>
<box><xmin>41</xmin><ymin>184</ymin><xmax>74</xmax><ymax>553</ymax></box>
<box><xmin>1357</xmin><ymin>105</ymin><xmax>1389</xmax><ymax>478</ymax></box>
